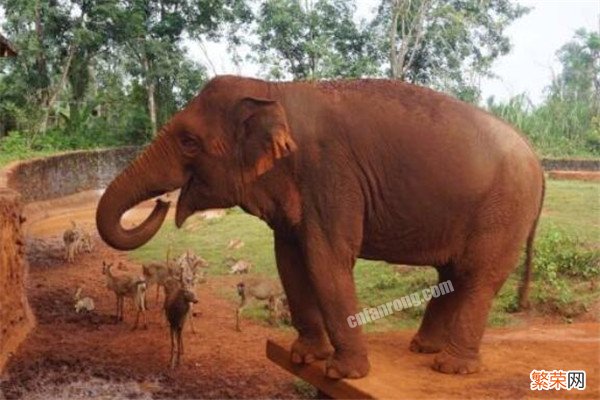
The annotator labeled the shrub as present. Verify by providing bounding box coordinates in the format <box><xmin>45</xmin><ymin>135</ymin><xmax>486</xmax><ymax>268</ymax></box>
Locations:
<box><xmin>535</xmin><ymin>226</ymin><xmax>599</xmax><ymax>281</ymax></box>
<box><xmin>0</xmin><ymin>131</ymin><xmax>31</xmax><ymax>156</ymax></box>
<box><xmin>530</xmin><ymin>226</ymin><xmax>599</xmax><ymax>317</ymax></box>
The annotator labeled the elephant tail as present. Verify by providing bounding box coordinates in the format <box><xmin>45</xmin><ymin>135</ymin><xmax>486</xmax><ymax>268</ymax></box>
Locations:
<box><xmin>517</xmin><ymin>174</ymin><xmax>546</xmax><ymax>310</ymax></box>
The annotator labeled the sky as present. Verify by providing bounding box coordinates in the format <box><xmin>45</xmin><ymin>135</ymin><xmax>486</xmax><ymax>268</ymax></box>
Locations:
<box><xmin>479</xmin><ymin>0</ymin><xmax>599</xmax><ymax>104</ymax></box>
<box><xmin>1</xmin><ymin>1</ymin><xmax>598</xmax><ymax>105</ymax></box>
<box><xmin>188</xmin><ymin>0</ymin><xmax>599</xmax><ymax>105</ymax></box>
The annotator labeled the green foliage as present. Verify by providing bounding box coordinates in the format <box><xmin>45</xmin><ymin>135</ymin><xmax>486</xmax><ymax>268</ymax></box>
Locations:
<box><xmin>0</xmin><ymin>0</ymin><xmax>244</xmax><ymax>153</ymax></box>
<box><xmin>487</xmin><ymin>29</ymin><xmax>600</xmax><ymax>157</ymax></box>
<box><xmin>372</xmin><ymin>0</ymin><xmax>529</xmax><ymax>101</ymax></box>
<box><xmin>0</xmin><ymin>1</ymin><xmax>595</xmax><ymax>160</ymax></box>
<box><xmin>534</xmin><ymin>226</ymin><xmax>599</xmax><ymax>282</ymax></box>
<box><xmin>252</xmin><ymin>0</ymin><xmax>378</xmax><ymax>80</ymax></box>
<box><xmin>0</xmin><ymin>131</ymin><xmax>31</xmax><ymax>156</ymax></box>
<box><xmin>523</xmin><ymin>219</ymin><xmax>599</xmax><ymax>319</ymax></box>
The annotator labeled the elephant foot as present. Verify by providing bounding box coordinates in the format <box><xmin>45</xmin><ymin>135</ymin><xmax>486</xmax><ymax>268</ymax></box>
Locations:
<box><xmin>325</xmin><ymin>351</ymin><xmax>370</xmax><ymax>380</ymax></box>
<box><xmin>409</xmin><ymin>333</ymin><xmax>444</xmax><ymax>354</ymax></box>
<box><xmin>432</xmin><ymin>350</ymin><xmax>481</xmax><ymax>374</ymax></box>
<box><xmin>291</xmin><ymin>335</ymin><xmax>333</xmax><ymax>365</ymax></box>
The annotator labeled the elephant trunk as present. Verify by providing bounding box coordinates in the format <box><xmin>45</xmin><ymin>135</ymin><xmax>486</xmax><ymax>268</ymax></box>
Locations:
<box><xmin>96</xmin><ymin>133</ymin><xmax>188</xmax><ymax>251</ymax></box>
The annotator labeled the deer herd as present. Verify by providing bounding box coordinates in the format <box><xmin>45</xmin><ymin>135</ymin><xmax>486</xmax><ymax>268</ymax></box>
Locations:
<box><xmin>62</xmin><ymin>223</ymin><xmax>290</xmax><ymax>369</ymax></box>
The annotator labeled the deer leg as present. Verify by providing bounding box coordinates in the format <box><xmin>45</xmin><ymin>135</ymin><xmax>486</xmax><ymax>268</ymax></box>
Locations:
<box><xmin>119</xmin><ymin>296</ymin><xmax>124</xmax><ymax>322</ymax></box>
<box><xmin>179</xmin><ymin>327</ymin><xmax>184</xmax><ymax>356</ymax></box>
<box><xmin>170</xmin><ymin>328</ymin><xmax>176</xmax><ymax>369</ymax></box>
<box><xmin>235</xmin><ymin>303</ymin><xmax>246</xmax><ymax>332</ymax></box>
<box><xmin>114</xmin><ymin>294</ymin><xmax>119</xmax><ymax>321</ymax></box>
<box><xmin>142</xmin><ymin>302</ymin><xmax>148</xmax><ymax>330</ymax></box>
<box><xmin>188</xmin><ymin>306</ymin><xmax>196</xmax><ymax>334</ymax></box>
<box><xmin>132</xmin><ymin>307</ymin><xmax>139</xmax><ymax>331</ymax></box>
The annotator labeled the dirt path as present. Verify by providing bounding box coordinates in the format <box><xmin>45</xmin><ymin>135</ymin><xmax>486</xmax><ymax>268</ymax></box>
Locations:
<box><xmin>1</xmin><ymin>195</ymin><xmax>599</xmax><ymax>399</ymax></box>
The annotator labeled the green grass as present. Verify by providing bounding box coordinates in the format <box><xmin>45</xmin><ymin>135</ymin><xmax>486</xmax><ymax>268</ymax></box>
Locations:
<box><xmin>130</xmin><ymin>179</ymin><xmax>600</xmax><ymax>331</ymax></box>
<box><xmin>541</xmin><ymin>180</ymin><xmax>600</xmax><ymax>245</ymax></box>
<box><xmin>129</xmin><ymin>209</ymin><xmax>277</xmax><ymax>277</ymax></box>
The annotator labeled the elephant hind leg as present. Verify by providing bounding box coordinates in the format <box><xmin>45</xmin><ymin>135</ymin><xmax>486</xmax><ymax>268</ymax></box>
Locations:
<box><xmin>432</xmin><ymin>232</ymin><xmax>524</xmax><ymax>374</ymax></box>
<box><xmin>410</xmin><ymin>265</ymin><xmax>457</xmax><ymax>354</ymax></box>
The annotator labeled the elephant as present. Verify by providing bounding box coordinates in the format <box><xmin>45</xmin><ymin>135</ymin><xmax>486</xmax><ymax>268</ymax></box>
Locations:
<box><xmin>96</xmin><ymin>76</ymin><xmax>545</xmax><ymax>379</ymax></box>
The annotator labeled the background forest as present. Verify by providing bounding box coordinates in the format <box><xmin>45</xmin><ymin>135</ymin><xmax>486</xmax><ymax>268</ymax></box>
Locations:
<box><xmin>0</xmin><ymin>0</ymin><xmax>598</xmax><ymax>162</ymax></box>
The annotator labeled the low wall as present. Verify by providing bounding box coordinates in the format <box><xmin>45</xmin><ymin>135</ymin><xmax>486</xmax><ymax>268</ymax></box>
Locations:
<box><xmin>0</xmin><ymin>146</ymin><xmax>141</xmax><ymax>372</ymax></box>
<box><xmin>4</xmin><ymin>146</ymin><xmax>141</xmax><ymax>203</ymax></box>
<box><xmin>541</xmin><ymin>158</ymin><xmax>600</xmax><ymax>172</ymax></box>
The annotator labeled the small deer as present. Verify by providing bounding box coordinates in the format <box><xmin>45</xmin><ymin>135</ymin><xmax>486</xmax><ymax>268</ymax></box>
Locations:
<box><xmin>73</xmin><ymin>287</ymin><xmax>95</xmax><ymax>313</ymax></box>
<box><xmin>102</xmin><ymin>261</ymin><xmax>147</xmax><ymax>330</ymax></box>
<box><xmin>76</xmin><ymin>229</ymin><xmax>94</xmax><ymax>254</ymax></box>
<box><xmin>142</xmin><ymin>261</ymin><xmax>178</xmax><ymax>305</ymax></box>
<box><xmin>235</xmin><ymin>278</ymin><xmax>284</xmax><ymax>331</ymax></box>
<box><xmin>227</xmin><ymin>238</ymin><xmax>245</xmax><ymax>250</ymax></box>
<box><xmin>63</xmin><ymin>221</ymin><xmax>81</xmax><ymax>263</ymax></box>
<box><xmin>63</xmin><ymin>221</ymin><xmax>94</xmax><ymax>262</ymax></box>
<box><xmin>176</xmin><ymin>251</ymin><xmax>208</xmax><ymax>334</ymax></box>
<box><xmin>270</xmin><ymin>295</ymin><xmax>291</xmax><ymax>325</ymax></box>
<box><xmin>175</xmin><ymin>250</ymin><xmax>209</xmax><ymax>271</ymax></box>
<box><xmin>230</xmin><ymin>260</ymin><xmax>252</xmax><ymax>275</ymax></box>
<box><xmin>164</xmin><ymin>276</ymin><xmax>198</xmax><ymax>369</ymax></box>
<box><xmin>142</xmin><ymin>247</ymin><xmax>180</xmax><ymax>305</ymax></box>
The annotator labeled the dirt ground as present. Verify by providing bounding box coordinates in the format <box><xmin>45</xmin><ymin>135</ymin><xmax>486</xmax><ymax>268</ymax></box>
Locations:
<box><xmin>0</xmin><ymin>194</ymin><xmax>598</xmax><ymax>399</ymax></box>
<box><xmin>548</xmin><ymin>170</ymin><xmax>600</xmax><ymax>182</ymax></box>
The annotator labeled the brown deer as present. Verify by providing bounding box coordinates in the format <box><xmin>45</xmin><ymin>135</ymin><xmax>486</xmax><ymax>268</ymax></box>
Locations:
<box><xmin>235</xmin><ymin>278</ymin><xmax>283</xmax><ymax>331</ymax></box>
<box><xmin>102</xmin><ymin>261</ymin><xmax>147</xmax><ymax>329</ymax></box>
<box><xmin>164</xmin><ymin>275</ymin><xmax>198</xmax><ymax>369</ymax></box>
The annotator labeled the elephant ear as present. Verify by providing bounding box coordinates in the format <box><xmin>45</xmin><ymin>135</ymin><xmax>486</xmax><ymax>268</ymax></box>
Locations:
<box><xmin>236</xmin><ymin>97</ymin><xmax>297</xmax><ymax>177</ymax></box>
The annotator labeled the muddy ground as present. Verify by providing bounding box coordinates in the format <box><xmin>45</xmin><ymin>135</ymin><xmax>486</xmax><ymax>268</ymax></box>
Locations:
<box><xmin>0</xmin><ymin>195</ymin><xmax>598</xmax><ymax>399</ymax></box>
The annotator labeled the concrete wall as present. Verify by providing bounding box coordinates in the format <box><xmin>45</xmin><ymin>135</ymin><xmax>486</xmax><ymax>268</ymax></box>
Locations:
<box><xmin>4</xmin><ymin>146</ymin><xmax>141</xmax><ymax>203</ymax></box>
<box><xmin>541</xmin><ymin>158</ymin><xmax>600</xmax><ymax>172</ymax></box>
<box><xmin>0</xmin><ymin>146</ymin><xmax>140</xmax><ymax>372</ymax></box>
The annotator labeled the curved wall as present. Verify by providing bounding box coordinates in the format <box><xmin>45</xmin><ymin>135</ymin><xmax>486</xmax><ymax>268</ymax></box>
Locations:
<box><xmin>541</xmin><ymin>158</ymin><xmax>600</xmax><ymax>172</ymax></box>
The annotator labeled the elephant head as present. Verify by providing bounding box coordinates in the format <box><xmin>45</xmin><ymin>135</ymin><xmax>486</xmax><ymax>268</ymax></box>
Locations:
<box><xmin>96</xmin><ymin>77</ymin><xmax>298</xmax><ymax>250</ymax></box>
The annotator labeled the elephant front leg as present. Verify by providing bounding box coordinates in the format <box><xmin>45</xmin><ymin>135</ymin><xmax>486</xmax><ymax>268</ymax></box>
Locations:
<box><xmin>274</xmin><ymin>232</ymin><xmax>333</xmax><ymax>364</ymax></box>
<box><xmin>301</xmin><ymin>229</ymin><xmax>370</xmax><ymax>379</ymax></box>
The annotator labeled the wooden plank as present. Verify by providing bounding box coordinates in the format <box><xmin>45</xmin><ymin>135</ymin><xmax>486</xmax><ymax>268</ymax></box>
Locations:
<box><xmin>266</xmin><ymin>339</ymin><xmax>373</xmax><ymax>399</ymax></box>
<box><xmin>267</xmin><ymin>325</ymin><xmax>600</xmax><ymax>399</ymax></box>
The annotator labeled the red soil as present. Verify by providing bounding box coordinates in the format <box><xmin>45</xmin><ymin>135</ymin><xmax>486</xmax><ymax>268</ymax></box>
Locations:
<box><xmin>548</xmin><ymin>170</ymin><xmax>600</xmax><ymax>182</ymax></box>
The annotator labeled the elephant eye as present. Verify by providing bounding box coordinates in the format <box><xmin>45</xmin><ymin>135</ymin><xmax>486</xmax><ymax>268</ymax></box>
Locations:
<box><xmin>179</xmin><ymin>132</ymin><xmax>202</xmax><ymax>156</ymax></box>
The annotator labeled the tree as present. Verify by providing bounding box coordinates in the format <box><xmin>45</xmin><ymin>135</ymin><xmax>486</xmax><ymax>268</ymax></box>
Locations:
<box><xmin>553</xmin><ymin>28</ymin><xmax>599</xmax><ymax>105</ymax></box>
<box><xmin>0</xmin><ymin>0</ymin><xmax>248</xmax><ymax>146</ymax></box>
<box><xmin>108</xmin><ymin>0</ymin><xmax>249</xmax><ymax>134</ymax></box>
<box><xmin>0</xmin><ymin>0</ymin><xmax>75</xmax><ymax>134</ymax></box>
<box><xmin>373</xmin><ymin>0</ymin><xmax>529</xmax><ymax>102</ymax></box>
<box><xmin>487</xmin><ymin>28</ymin><xmax>600</xmax><ymax>156</ymax></box>
<box><xmin>252</xmin><ymin>0</ymin><xmax>378</xmax><ymax>80</ymax></box>
<box><xmin>543</xmin><ymin>28</ymin><xmax>599</xmax><ymax>143</ymax></box>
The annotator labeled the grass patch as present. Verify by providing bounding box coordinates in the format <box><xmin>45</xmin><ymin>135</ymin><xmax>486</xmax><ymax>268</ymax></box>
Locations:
<box><xmin>541</xmin><ymin>180</ymin><xmax>600</xmax><ymax>245</ymax></box>
<box><xmin>130</xmin><ymin>179</ymin><xmax>600</xmax><ymax>330</ymax></box>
